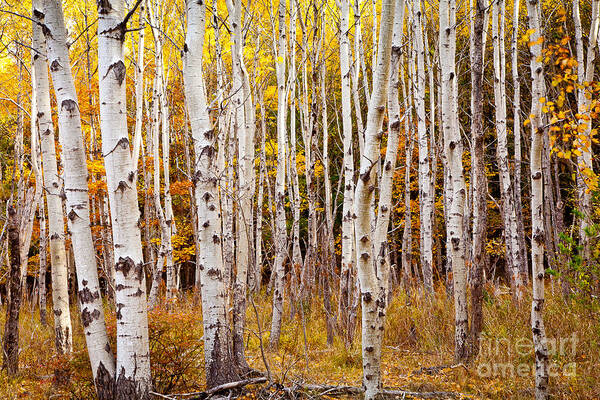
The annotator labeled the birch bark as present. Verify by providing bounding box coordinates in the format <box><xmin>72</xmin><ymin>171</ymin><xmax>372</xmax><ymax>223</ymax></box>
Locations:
<box><xmin>353</xmin><ymin>0</ymin><xmax>396</xmax><ymax>396</ymax></box>
<box><xmin>412</xmin><ymin>0</ymin><xmax>433</xmax><ymax>292</ymax></box>
<box><xmin>493</xmin><ymin>0</ymin><xmax>522</xmax><ymax>299</ymax></box>
<box><xmin>470</xmin><ymin>0</ymin><xmax>486</xmax><ymax>355</ymax></box>
<box><xmin>526</xmin><ymin>0</ymin><xmax>549</xmax><ymax>397</ymax></box>
<box><xmin>184</xmin><ymin>0</ymin><xmax>238</xmax><ymax>386</ymax></box>
<box><xmin>97</xmin><ymin>0</ymin><xmax>151</xmax><ymax>396</ymax></box>
<box><xmin>42</xmin><ymin>0</ymin><xmax>116</xmax><ymax>394</ymax></box>
<box><xmin>269</xmin><ymin>0</ymin><xmax>288</xmax><ymax>349</ymax></box>
<box><xmin>440</xmin><ymin>0</ymin><xmax>468</xmax><ymax>361</ymax></box>
<box><xmin>574</xmin><ymin>0</ymin><xmax>600</xmax><ymax>263</ymax></box>
<box><xmin>35</xmin><ymin>0</ymin><xmax>72</xmax><ymax>357</ymax></box>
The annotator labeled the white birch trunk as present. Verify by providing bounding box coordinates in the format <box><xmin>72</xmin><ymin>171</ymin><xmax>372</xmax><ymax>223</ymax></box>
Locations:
<box><xmin>338</xmin><ymin>0</ymin><xmax>357</xmax><ymax>346</ymax></box>
<box><xmin>412</xmin><ymin>0</ymin><xmax>433</xmax><ymax>292</ymax></box>
<box><xmin>288</xmin><ymin>4</ymin><xmax>303</xmax><ymax>290</ymax></box>
<box><xmin>269</xmin><ymin>0</ymin><xmax>288</xmax><ymax>350</ymax></box>
<box><xmin>511</xmin><ymin>0</ymin><xmax>528</xmax><ymax>282</ymax></box>
<box><xmin>97</xmin><ymin>0</ymin><xmax>151</xmax><ymax>396</ymax></box>
<box><xmin>526</xmin><ymin>1</ymin><xmax>549</xmax><ymax>397</ymax></box>
<box><xmin>183</xmin><ymin>0</ymin><xmax>238</xmax><ymax>386</ymax></box>
<box><xmin>353</xmin><ymin>0</ymin><xmax>396</xmax><ymax>396</ymax></box>
<box><xmin>35</xmin><ymin>0</ymin><xmax>72</xmax><ymax>357</ymax></box>
<box><xmin>254</xmin><ymin>96</ymin><xmax>268</xmax><ymax>292</ymax></box>
<box><xmin>493</xmin><ymin>0</ymin><xmax>522</xmax><ymax>300</ymax></box>
<box><xmin>41</xmin><ymin>0</ymin><xmax>115</xmax><ymax>395</ymax></box>
<box><xmin>439</xmin><ymin>0</ymin><xmax>468</xmax><ymax>361</ymax></box>
<box><xmin>574</xmin><ymin>0</ymin><xmax>600</xmax><ymax>263</ymax></box>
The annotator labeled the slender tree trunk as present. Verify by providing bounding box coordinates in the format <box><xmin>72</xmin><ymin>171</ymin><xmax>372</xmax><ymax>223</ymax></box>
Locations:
<box><xmin>440</xmin><ymin>0</ymin><xmax>468</xmax><ymax>361</ymax></box>
<box><xmin>225</xmin><ymin>0</ymin><xmax>252</xmax><ymax>371</ymax></box>
<box><xmin>338</xmin><ymin>0</ymin><xmax>357</xmax><ymax>347</ymax></box>
<box><xmin>43</xmin><ymin>0</ymin><xmax>116</xmax><ymax>395</ymax></box>
<box><xmin>3</xmin><ymin>206</ymin><xmax>21</xmax><ymax>375</ymax></box>
<box><xmin>493</xmin><ymin>0</ymin><xmax>522</xmax><ymax>300</ymax></box>
<box><xmin>270</xmin><ymin>0</ymin><xmax>288</xmax><ymax>350</ymax></box>
<box><xmin>35</xmin><ymin>0</ymin><xmax>73</xmax><ymax>356</ymax></box>
<box><xmin>470</xmin><ymin>0</ymin><xmax>486</xmax><ymax>357</ymax></box>
<box><xmin>288</xmin><ymin>4</ymin><xmax>303</xmax><ymax>300</ymax></box>
<box><xmin>353</xmin><ymin>0</ymin><xmax>367</xmax><ymax>153</ymax></box>
<box><xmin>511</xmin><ymin>0</ymin><xmax>528</xmax><ymax>283</ymax></box>
<box><xmin>526</xmin><ymin>0</ymin><xmax>549</xmax><ymax>397</ymax></box>
<box><xmin>373</xmin><ymin>0</ymin><xmax>404</xmax><ymax>305</ymax></box>
<box><xmin>254</xmin><ymin>97</ymin><xmax>268</xmax><ymax>292</ymax></box>
<box><xmin>401</xmin><ymin>55</ymin><xmax>414</xmax><ymax>285</ymax></box>
<box><xmin>412</xmin><ymin>0</ymin><xmax>433</xmax><ymax>293</ymax></box>
<box><xmin>353</xmin><ymin>0</ymin><xmax>396</xmax><ymax>396</ymax></box>
<box><xmin>97</xmin><ymin>0</ymin><xmax>151</xmax><ymax>397</ymax></box>
<box><xmin>38</xmin><ymin>205</ymin><xmax>47</xmax><ymax>326</ymax></box>
<box><xmin>184</xmin><ymin>0</ymin><xmax>238</xmax><ymax>387</ymax></box>
<box><xmin>574</xmin><ymin>0</ymin><xmax>600</xmax><ymax>264</ymax></box>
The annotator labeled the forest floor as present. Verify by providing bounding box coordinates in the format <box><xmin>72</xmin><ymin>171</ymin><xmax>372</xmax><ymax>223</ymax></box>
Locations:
<box><xmin>0</xmin><ymin>283</ymin><xmax>598</xmax><ymax>399</ymax></box>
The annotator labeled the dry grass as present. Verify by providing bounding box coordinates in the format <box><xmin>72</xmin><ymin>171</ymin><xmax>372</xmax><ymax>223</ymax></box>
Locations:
<box><xmin>0</xmin><ymin>282</ymin><xmax>598</xmax><ymax>399</ymax></box>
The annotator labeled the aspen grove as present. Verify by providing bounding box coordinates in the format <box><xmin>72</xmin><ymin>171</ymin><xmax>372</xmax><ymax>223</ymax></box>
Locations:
<box><xmin>1</xmin><ymin>0</ymin><xmax>600</xmax><ymax>398</ymax></box>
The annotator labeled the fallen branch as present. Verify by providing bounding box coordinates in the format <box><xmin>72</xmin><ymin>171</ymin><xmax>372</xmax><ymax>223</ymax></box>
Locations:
<box><xmin>152</xmin><ymin>377</ymin><xmax>469</xmax><ymax>399</ymax></box>
<box><xmin>151</xmin><ymin>377</ymin><xmax>268</xmax><ymax>399</ymax></box>
<box><xmin>290</xmin><ymin>382</ymin><xmax>470</xmax><ymax>399</ymax></box>
<box><xmin>205</xmin><ymin>377</ymin><xmax>268</xmax><ymax>396</ymax></box>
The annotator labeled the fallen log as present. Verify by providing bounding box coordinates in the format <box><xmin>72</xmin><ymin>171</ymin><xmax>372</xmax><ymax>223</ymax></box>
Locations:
<box><xmin>289</xmin><ymin>382</ymin><xmax>470</xmax><ymax>399</ymax></box>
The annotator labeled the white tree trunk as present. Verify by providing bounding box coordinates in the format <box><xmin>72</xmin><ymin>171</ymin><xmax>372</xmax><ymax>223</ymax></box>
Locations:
<box><xmin>288</xmin><ymin>4</ymin><xmax>303</xmax><ymax>295</ymax></box>
<box><xmin>400</xmin><ymin>46</ymin><xmax>414</xmax><ymax>285</ymax></box>
<box><xmin>492</xmin><ymin>0</ymin><xmax>522</xmax><ymax>300</ymax></box>
<box><xmin>338</xmin><ymin>0</ymin><xmax>357</xmax><ymax>346</ymax></box>
<box><xmin>574</xmin><ymin>0</ymin><xmax>600</xmax><ymax>263</ymax></box>
<box><xmin>41</xmin><ymin>0</ymin><xmax>116</xmax><ymax>395</ymax></box>
<box><xmin>254</xmin><ymin>96</ymin><xmax>268</xmax><ymax>292</ymax></box>
<box><xmin>526</xmin><ymin>0</ymin><xmax>549</xmax><ymax>398</ymax></box>
<box><xmin>511</xmin><ymin>0</ymin><xmax>528</xmax><ymax>283</ymax></box>
<box><xmin>374</xmin><ymin>0</ymin><xmax>404</xmax><ymax>298</ymax></box>
<box><xmin>439</xmin><ymin>0</ymin><xmax>468</xmax><ymax>361</ymax></box>
<box><xmin>225</xmin><ymin>0</ymin><xmax>253</xmax><ymax>370</ymax></box>
<box><xmin>412</xmin><ymin>0</ymin><xmax>433</xmax><ymax>292</ymax></box>
<box><xmin>35</xmin><ymin>0</ymin><xmax>72</xmax><ymax>357</ymax></box>
<box><xmin>353</xmin><ymin>0</ymin><xmax>396</xmax><ymax>396</ymax></box>
<box><xmin>183</xmin><ymin>0</ymin><xmax>238</xmax><ymax>387</ymax></box>
<box><xmin>269</xmin><ymin>0</ymin><xmax>288</xmax><ymax>350</ymax></box>
<box><xmin>97</xmin><ymin>0</ymin><xmax>151</xmax><ymax>396</ymax></box>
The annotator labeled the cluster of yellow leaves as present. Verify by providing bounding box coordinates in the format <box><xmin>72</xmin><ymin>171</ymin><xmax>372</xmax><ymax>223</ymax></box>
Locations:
<box><xmin>542</xmin><ymin>31</ymin><xmax>600</xmax><ymax>194</ymax></box>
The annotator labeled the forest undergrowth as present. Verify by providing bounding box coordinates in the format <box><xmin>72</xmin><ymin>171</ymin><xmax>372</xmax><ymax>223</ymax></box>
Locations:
<box><xmin>0</xmin><ymin>282</ymin><xmax>598</xmax><ymax>400</ymax></box>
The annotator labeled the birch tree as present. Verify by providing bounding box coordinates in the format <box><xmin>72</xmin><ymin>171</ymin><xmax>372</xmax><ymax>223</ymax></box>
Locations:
<box><xmin>224</xmin><ymin>0</ymin><xmax>253</xmax><ymax>370</ymax></box>
<box><xmin>288</xmin><ymin>2</ymin><xmax>303</xmax><ymax>291</ymax></box>
<box><xmin>511</xmin><ymin>0</ymin><xmax>528</xmax><ymax>282</ymax></box>
<box><xmin>470</xmin><ymin>0</ymin><xmax>486</xmax><ymax>354</ymax></box>
<box><xmin>97</xmin><ymin>0</ymin><xmax>151</xmax><ymax>396</ymax></box>
<box><xmin>412</xmin><ymin>0</ymin><xmax>433</xmax><ymax>292</ymax></box>
<box><xmin>2</xmin><ymin>206</ymin><xmax>21</xmax><ymax>375</ymax></box>
<box><xmin>34</xmin><ymin>0</ymin><xmax>72</xmax><ymax>356</ymax></box>
<box><xmin>492</xmin><ymin>0</ymin><xmax>522</xmax><ymax>299</ymax></box>
<box><xmin>526</xmin><ymin>0</ymin><xmax>549</xmax><ymax>397</ymax></box>
<box><xmin>183</xmin><ymin>0</ymin><xmax>238</xmax><ymax>386</ymax></box>
<box><xmin>337</xmin><ymin>0</ymin><xmax>357</xmax><ymax>346</ymax></box>
<box><xmin>269</xmin><ymin>0</ymin><xmax>288</xmax><ymax>349</ymax></box>
<box><xmin>353</xmin><ymin>0</ymin><xmax>396</xmax><ymax>396</ymax></box>
<box><xmin>439</xmin><ymin>0</ymin><xmax>468</xmax><ymax>361</ymax></box>
<box><xmin>573</xmin><ymin>0</ymin><xmax>600</xmax><ymax>263</ymax></box>
<box><xmin>42</xmin><ymin>1</ymin><xmax>116</xmax><ymax>393</ymax></box>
